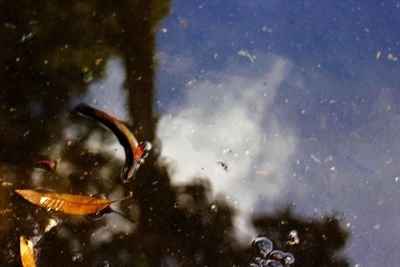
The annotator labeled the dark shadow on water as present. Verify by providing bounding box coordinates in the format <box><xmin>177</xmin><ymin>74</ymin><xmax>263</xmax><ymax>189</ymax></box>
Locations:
<box><xmin>0</xmin><ymin>1</ymin><xmax>351</xmax><ymax>266</ymax></box>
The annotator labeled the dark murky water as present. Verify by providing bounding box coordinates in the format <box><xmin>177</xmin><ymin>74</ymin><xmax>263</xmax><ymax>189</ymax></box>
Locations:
<box><xmin>1</xmin><ymin>1</ymin><xmax>399</xmax><ymax>266</ymax></box>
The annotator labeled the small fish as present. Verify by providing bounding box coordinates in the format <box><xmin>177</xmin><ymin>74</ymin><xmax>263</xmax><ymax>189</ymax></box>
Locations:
<box><xmin>75</xmin><ymin>103</ymin><xmax>151</xmax><ymax>182</ymax></box>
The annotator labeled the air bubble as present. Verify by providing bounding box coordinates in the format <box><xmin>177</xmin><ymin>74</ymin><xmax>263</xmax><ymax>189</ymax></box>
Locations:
<box><xmin>265</xmin><ymin>260</ymin><xmax>283</xmax><ymax>267</ymax></box>
<box><xmin>281</xmin><ymin>253</ymin><xmax>295</xmax><ymax>265</ymax></box>
<box><xmin>250</xmin><ymin>236</ymin><xmax>295</xmax><ymax>267</ymax></box>
<box><xmin>269</xmin><ymin>250</ymin><xmax>284</xmax><ymax>261</ymax></box>
<box><xmin>252</xmin><ymin>237</ymin><xmax>273</xmax><ymax>257</ymax></box>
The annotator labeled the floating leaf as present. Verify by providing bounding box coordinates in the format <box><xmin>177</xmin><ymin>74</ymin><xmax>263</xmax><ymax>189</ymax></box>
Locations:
<box><xmin>75</xmin><ymin>103</ymin><xmax>151</xmax><ymax>182</ymax></box>
<box><xmin>20</xmin><ymin>236</ymin><xmax>36</xmax><ymax>267</ymax></box>
<box><xmin>15</xmin><ymin>189</ymin><xmax>114</xmax><ymax>215</ymax></box>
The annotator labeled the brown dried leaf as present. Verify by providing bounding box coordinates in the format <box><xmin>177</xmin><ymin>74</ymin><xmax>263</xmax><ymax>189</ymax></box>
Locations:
<box><xmin>20</xmin><ymin>236</ymin><xmax>36</xmax><ymax>267</ymax></box>
<box><xmin>15</xmin><ymin>189</ymin><xmax>114</xmax><ymax>215</ymax></box>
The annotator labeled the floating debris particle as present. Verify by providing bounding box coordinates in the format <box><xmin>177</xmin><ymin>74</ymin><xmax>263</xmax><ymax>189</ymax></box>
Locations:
<box><xmin>4</xmin><ymin>22</ymin><xmax>16</xmax><ymax>30</ymax></box>
<box><xmin>222</xmin><ymin>148</ymin><xmax>232</xmax><ymax>154</ymax></box>
<box><xmin>0</xmin><ymin>208</ymin><xmax>12</xmax><ymax>214</ymax></box>
<box><xmin>2</xmin><ymin>181</ymin><xmax>13</xmax><ymax>187</ymax></box>
<box><xmin>238</xmin><ymin>49</ymin><xmax>256</xmax><ymax>62</ymax></box>
<box><xmin>210</xmin><ymin>204</ymin><xmax>218</xmax><ymax>212</ymax></box>
<box><xmin>23</xmin><ymin>131</ymin><xmax>30</xmax><ymax>138</ymax></box>
<box><xmin>82</xmin><ymin>66</ymin><xmax>94</xmax><ymax>83</ymax></box>
<box><xmin>71</xmin><ymin>252</ymin><xmax>84</xmax><ymax>262</ymax></box>
<box><xmin>256</xmin><ymin>169</ymin><xmax>269</xmax><ymax>176</ymax></box>
<box><xmin>388</xmin><ymin>53</ymin><xmax>398</xmax><ymax>61</ymax></box>
<box><xmin>310</xmin><ymin>154</ymin><xmax>321</xmax><ymax>163</ymax></box>
<box><xmin>217</xmin><ymin>161</ymin><xmax>228</xmax><ymax>171</ymax></box>
<box><xmin>20</xmin><ymin>32</ymin><xmax>34</xmax><ymax>44</ymax></box>
<box><xmin>179</xmin><ymin>18</ymin><xmax>188</xmax><ymax>27</ymax></box>
<box><xmin>185</xmin><ymin>79</ymin><xmax>196</xmax><ymax>87</ymax></box>
<box><xmin>262</xmin><ymin>25</ymin><xmax>273</xmax><ymax>33</ymax></box>
<box><xmin>376</xmin><ymin>51</ymin><xmax>381</xmax><ymax>60</ymax></box>
<box><xmin>44</xmin><ymin>218</ymin><xmax>59</xmax><ymax>232</ymax></box>
<box><xmin>95</xmin><ymin>58</ymin><xmax>103</xmax><ymax>65</ymax></box>
<box><xmin>287</xmin><ymin>230</ymin><xmax>300</xmax><ymax>245</ymax></box>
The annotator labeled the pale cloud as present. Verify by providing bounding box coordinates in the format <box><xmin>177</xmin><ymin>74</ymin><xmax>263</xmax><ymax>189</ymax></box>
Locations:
<box><xmin>157</xmin><ymin>53</ymin><xmax>297</xmax><ymax>238</ymax></box>
<box><xmin>83</xmin><ymin>57</ymin><xmax>128</xmax><ymax>121</ymax></box>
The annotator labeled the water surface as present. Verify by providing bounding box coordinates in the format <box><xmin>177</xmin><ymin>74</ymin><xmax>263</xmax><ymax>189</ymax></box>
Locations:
<box><xmin>1</xmin><ymin>1</ymin><xmax>399</xmax><ymax>266</ymax></box>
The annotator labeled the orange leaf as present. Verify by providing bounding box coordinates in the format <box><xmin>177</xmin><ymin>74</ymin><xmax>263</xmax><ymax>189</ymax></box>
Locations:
<box><xmin>15</xmin><ymin>189</ymin><xmax>114</xmax><ymax>215</ymax></box>
<box><xmin>20</xmin><ymin>236</ymin><xmax>36</xmax><ymax>267</ymax></box>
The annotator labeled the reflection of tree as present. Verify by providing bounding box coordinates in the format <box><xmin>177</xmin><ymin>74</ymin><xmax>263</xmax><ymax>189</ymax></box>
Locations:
<box><xmin>0</xmin><ymin>1</ymin><xmax>351</xmax><ymax>266</ymax></box>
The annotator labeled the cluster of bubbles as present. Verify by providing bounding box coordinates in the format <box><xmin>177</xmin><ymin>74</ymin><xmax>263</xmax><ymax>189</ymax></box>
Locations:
<box><xmin>250</xmin><ymin>236</ymin><xmax>295</xmax><ymax>267</ymax></box>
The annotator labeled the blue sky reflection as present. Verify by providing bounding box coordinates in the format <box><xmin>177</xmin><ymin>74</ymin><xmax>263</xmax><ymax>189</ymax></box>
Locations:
<box><xmin>155</xmin><ymin>1</ymin><xmax>400</xmax><ymax>265</ymax></box>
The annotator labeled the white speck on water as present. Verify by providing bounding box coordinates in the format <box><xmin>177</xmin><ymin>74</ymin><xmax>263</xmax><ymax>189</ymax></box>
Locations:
<box><xmin>310</xmin><ymin>154</ymin><xmax>321</xmax><ymax>163</ymax></box>
<box><xmin>324</xmin><ymin>155</ymin><xmax>334</xmax><ymax>162</ymax></box>
<box><xmin>261</xmin><ymin>25</ymin><xmax>273</xmax><ymax>33</ymax></box>
<box><xmin>238</xmin><ymin>49</ymin><xmax>256</xmax><ymax>63</ymax></box>
<box><xmin>210</xmin><ymin>204</ymin><xmax>218</xmax><ymax>212</ymax></box>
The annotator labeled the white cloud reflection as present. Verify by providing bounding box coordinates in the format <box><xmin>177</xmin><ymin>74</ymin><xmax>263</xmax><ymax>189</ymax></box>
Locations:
<box><xmin>157</xmin><ymin>53</ymin><xmax>296</xmax><ymax>239</ymax></box>
<box><xmin>83</xmin><ymin>57</ymin><xmax>128</xmax><ymax>121</ymax></box>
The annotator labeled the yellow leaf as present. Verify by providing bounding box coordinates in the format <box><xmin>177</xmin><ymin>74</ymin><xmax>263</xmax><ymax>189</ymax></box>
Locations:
<box><xmin>20</xmin><ymin>236</ymin><xmax>36</xmax><ymax>267</ymax></box>
<box><xmin>15</xmin><ymin>189</ymin><xmax>113</xmax><ymax>215</ymax></box>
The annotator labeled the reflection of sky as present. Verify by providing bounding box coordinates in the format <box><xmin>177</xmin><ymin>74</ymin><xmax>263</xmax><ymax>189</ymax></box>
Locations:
<box><xmin>155</xmin><ymin>1</ymin><xmax>400</xmax><ymax>266</ymax></box>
